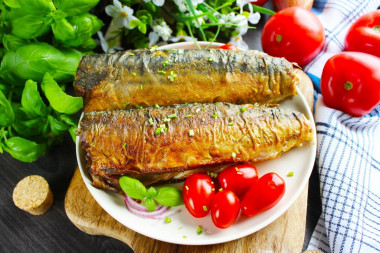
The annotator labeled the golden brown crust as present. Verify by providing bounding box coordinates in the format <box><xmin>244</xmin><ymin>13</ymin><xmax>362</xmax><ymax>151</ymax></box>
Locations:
<box><xmin>78</xmin><ymin>103</ymin><xmax>313</xmax><ymax>188</ymax></box>
<box><xmin>74</xmin><ymin>49</ymin><xmax>298</xmax><ymax>112</ymax></box>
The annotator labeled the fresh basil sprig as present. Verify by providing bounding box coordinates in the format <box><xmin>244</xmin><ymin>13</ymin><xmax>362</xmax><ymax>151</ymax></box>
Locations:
<box><xmin>119</xmin><ymin>176</ymin><xmax>183</xmax><ymax>212</ymax></box>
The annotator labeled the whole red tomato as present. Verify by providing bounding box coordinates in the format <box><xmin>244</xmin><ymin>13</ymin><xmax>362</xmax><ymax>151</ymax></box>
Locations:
<box><xmin>218</xmin><ymin>164</ymin><xmax>258</xmax><ymax>199</ymax></box>
<box><xmin>218</xmin><ymin>44</ymin><xmax>238</xmax><ymax>50</ymax></box>
<box><xmin>344</xmin><ymin>10</ymin><xmax>380</xmax><ymax>57</ymax></box>
<box><xmin>261</xmin><ymin>7</ymin><xmax>325</xmax><ymax>67</ymax></box>
<box><xmin>250</xmin><ymin>0</ymin><xmax>269</xmax><ymax>6</ymax></box>
<box><xmin>321</xmin><ymin>52</ymin><xmax>380</xmax><ymax>117</ymax></box>
<box><xmin>241</xmin><ymin>173</ymin><xmax>285</xmax><ymax>217</ymax></box>
<box><xmin>211</xmin><ymin>190</ymin><xmax>240</xmax><ymax>229</ymax></box>
<box><xmin>183</xmin><ymin>174</ymin><xmax>215</xmax><ymax>218</ymax></box>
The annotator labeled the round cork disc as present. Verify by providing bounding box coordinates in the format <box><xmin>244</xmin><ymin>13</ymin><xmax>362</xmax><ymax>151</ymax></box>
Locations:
<box><xmin>13</xmin><ymin>175</ymin><xmax>53</xmax><ymax>215</ymax></box>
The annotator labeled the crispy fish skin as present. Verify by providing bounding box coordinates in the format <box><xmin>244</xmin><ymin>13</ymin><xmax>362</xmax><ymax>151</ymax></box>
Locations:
<box><xmin>78</xmin><ymin>103</ymin><xmax>313</xmax><ymax>190</ymax></box>
<box><xmin>74</xmin><ymin>49</ymin><xmax>298</xmax><ymax>112</ymax></box>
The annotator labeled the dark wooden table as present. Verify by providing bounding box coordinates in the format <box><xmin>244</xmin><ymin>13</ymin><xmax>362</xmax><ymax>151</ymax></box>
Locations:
<box><xmin>0</xmin><ymin>7</ymin><xmax>322</xmax><ymax>253</ymax></box>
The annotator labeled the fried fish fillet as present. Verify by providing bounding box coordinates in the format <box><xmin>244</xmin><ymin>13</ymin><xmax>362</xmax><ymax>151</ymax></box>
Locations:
<box><xmin>74</xmin><ymin>49</ymin><xmax>298</xmax><ymax>112</ymax></box>
<box><xmin>78</xmin><ymin>103</ymin><xmax>313</xmax><ymax>192</ymax></box>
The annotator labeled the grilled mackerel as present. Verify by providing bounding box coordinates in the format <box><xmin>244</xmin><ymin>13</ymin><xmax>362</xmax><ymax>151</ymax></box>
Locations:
<box><xmin>74</xmin><ymin>49</ymin><xmax>299</xmax><ymax>112</ymax></box>
<box><xmin>78</xmin><ymin>103</ymin><xmax>313</xmax><ymax>192</ymax></box>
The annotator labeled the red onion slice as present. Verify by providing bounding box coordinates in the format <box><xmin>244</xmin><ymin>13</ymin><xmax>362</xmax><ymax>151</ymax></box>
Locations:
<box><xmin>124</xmin><ymin>195</ymin><xmax>170</xmax><ymax>219</ymax></box>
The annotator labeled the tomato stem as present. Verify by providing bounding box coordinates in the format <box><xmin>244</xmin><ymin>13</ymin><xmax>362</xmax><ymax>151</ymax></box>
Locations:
<box><xmin>344</xmin><ymin>81</ymin><xmax>353</xmax><ymax>91</ymax></box>
<box><xmin>276</xmin><ymin>35</ymin><xmax>282</xmax><ymax>43</ymax></box>
<box><xmin>373</xmin><ymin>26</ymin><xmax>380</xmax><ymax>33</ymax></box>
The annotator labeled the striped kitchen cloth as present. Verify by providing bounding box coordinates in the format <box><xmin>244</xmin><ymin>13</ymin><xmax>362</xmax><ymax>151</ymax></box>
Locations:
<box><xmin>304</xmin><ymin>0</ymin><xmax>380</xmax><ymax>252</ymax></box>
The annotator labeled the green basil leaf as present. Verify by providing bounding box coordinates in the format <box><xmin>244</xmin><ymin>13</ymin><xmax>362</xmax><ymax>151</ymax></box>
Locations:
<box><xmin>68</xmin><ymin>125</ymin><xmax>77</xmax><ymax>143</ymax></box>
<box><xmin>4</xmin><ymin>0</ymin><xmax>21</xmax><ymax>8</ymax></box>
<box><xmin>48</xmin><ymin>115</ymin><xmax>70</xmax><ymax>135</ymax></box>
<box><xmin>21</xmin><ymin>80</ymin><xmax>48</xmax><ymax>117</ymax></box>
<box><xmin>144</xmin><ymin>198</ymin><xmax>156</xmax><ymax>212</ymax></box>
<box><xmin>0</xmin><ymin>90</ymin><xmax>15</xmax><ymax>126</ymax></box>
<box><xmin>41</xmin><ymin>73</ymin><xmax>83</xmax><ymax>114</ymax></box>
<box><xmin>119</xmin><ymin>176</ymin><xmax>147</xmax><ymax>200</ymax></box>
<box><xmin>154</xmin><ymin>187</ymin><xmax>183</xmax><ymax>207</ymax></box>
<box><xmin>13</xmin><ymin>114</ymin><xmax>47</xmax><ymax>137</ymax></box>
<box><xmin>51</xmin><ymin>18</ymin><xmax>75</xmax><ymax>41</ymax></box>
<box><xmin>2</xmin><ymin>34</ymin><xmax>28</xmax><ymax>51</ymax></box>
<box><xmin>53</xmin><ymin>0</ymin><xmax>100</xmax><ymax>16</ymax></box>
<box><xmin>3</xmin><ymin>136</ymin><xmax>46</xmax><ymax>162</ymax></box>
<box><xmin>0</xmin><ymin>42</ymin><xmax>81</xmax><ymax>84</ymax></box>
<box><xmin>61</xmin><ymin>14</ymin><xmax>103</xmax><ymax>49</ymax></box>
<box><xmin>146</xmin><ymin>187</ymin><xmax>157</xmax><ymax>198</ymax></box>
<box><xmin>59</xmin><ymin>114</ymin><xmax>78</xmax><ymax>126</ymax></box>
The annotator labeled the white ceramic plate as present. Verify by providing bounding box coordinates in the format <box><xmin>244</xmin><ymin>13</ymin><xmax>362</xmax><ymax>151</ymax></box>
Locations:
<box><xmin>76</xmin><ymin>42</ymin><xmax>317</xmax><ymax>245</ymax></box>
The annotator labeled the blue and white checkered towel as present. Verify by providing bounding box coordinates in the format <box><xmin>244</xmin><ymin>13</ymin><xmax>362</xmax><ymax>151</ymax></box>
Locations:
<box><xmin>304</xmin><ymin>1</ymin><xmax>380</xmax><ymax>252</ymax></box>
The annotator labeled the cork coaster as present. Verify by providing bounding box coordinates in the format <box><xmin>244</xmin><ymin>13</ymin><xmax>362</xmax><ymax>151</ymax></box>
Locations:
<box><xmin>13</xmin><ymin>175</ymin><xmax>53</xmax><ymax>215</ymax></box>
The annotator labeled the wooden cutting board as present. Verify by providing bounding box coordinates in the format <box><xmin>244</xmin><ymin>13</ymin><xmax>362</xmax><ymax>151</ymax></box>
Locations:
<box><xmin>65</xmin><ymin>70</ymin><xmax>314</xmax><ymax>253</ymax></box>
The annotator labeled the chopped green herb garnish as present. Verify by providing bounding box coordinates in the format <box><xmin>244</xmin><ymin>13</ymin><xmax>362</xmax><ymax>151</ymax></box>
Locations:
<box><xmin>229</xmin><ymin>116</ymin><xmax>234</xmax><ymax>121</ymax></box>
<box><xmin>145</xmin><ymin>79</ymin><xmax>148</xmax><ymax>83</ymax></box>
<box><xmin>164</xmin><ymin>217</ymin><xmax>172</xmax><ymax>223</ymax></box>
<box><xmin>162</xmin><ymin>59</ymin><xmax>170</xmax><ymax>66</ymax></box>
<box><xmin>168</xmin><ymin>71</ymin><xmax>178</xmax><ymax>82</ymax></box>
<box><xmin>228</xmin><ymin>122</ymin><xmax>234</xmax><ymax>126</ymax></box>
<box><xmin>203</xmin><ymin>205</ymin><xmax>208</xmax><ymax>211</ymax></box>
<box><xmin>136</xmin><ymin>105</ymin><xmax>142</xmax><ymax>109</ymax></box>
<box><xmin>174</xmin><ymin>58</ymin><xmax>178</xmax><ymax>63</ymax></box>
<box><xmin>253</xmin><ymin>88</ymin><xmax>258</xmax><ymax>93</ymax></box>
<box><xmin>208</xmin><ymin>58</ymin><xmax>213</xmax><ymax>62</ymax></box>
<box><xmin>148</xmin><ymin>118</ymin><xmax>154</xmax><ymax>125</ymax></box>
<box><xmin>240</xmin><ymin>107</ymin><xmax>247</xmax><ymax>112</ymax></box>
<box><xmin>185</xmin><ymin>185</ymin><xmax>189</xmax><ymax>190</ymax></box>
<box><xmin>201</xmin><ymin>107</ymin><xmax>204</xmax><ymax>111</ymax></box>
<box><xmin>195</xmin><ymin>108</ymin><xmax>201</xmax><ymax>113</ymax></box>
<box><xmin>140</xmin><ymin>85</ymin><xmax>143</xmax><ymax>90</ymax></box>
<box><xmin>178</xmin><ymin>226</ymin><xmax>183</xmax><ymax>230</ymax></box>
<box><xmin>235</xmin><ymin>167</ymin><xmax>239</xmax><ymax>172</ymax></box>
<box><xmin>254</xmin><ymin>103</ymin><xmax>259</xmax><ymax>106</ymax></box>
<box><xmin>287</xmin><ymin>171</ymin><xmax>294</xmax><ymax>177</ymax></box>
<box><xmin>188</xmin><ymin>129</ymin><xmax>194</xmax><ymax>137</ymax></box>
<box><xmin>167</xmin><ymin>113</ymin><xmax>177</xmax><ymax>118</ymax></box>
<box><xmin>185</xmin><ymin>114</ymin><xmax>192</xmax><ymax>118</ymax></box>
<box><xmin>201</xmin><ymin>118</ymin><xmax>205</xmax><ymax>122</ymax></box>
<box><xmin>123</xmin><ymin>103</ymin><xmax>127</xmax><ymax>108</ymax></box>
<box><xmin>196</xmin><ymin>226</ymin><xmax>203</xmax><ymax>235</ymax></box>
<box><xmin>158</xmin><ymin>70</ymin><xmax>166</xmax><ymax>75</ymax></box>
<box><xmin>154</xmin><ymin>104</ymin><xmax>160</xmax><ymax>109</ymax></box>
<box><xmin>183</xmin><ymin>235</ymin><xmax>187</xmax><ymax>238</ymax></box>
<box><xmin>132</xmin><ymin>72</ymin><xmax>137</xmax><ymax>76</ymax></box>
<box><xmin>212</xmin><ymin>113</ymin><xmax>218</xmax><ymax>119</ymax></box>
<box><xmin>219</xmin><ymin>188</ymin><xmax>223</xmax><ymax>192</ymax></box>
<box><xmin>122</xmin><ymin>143</ymin><xmax>127</xmax><ymax>149</ymax></box>
<box><xmin>209</xmin><ymin>49</ymin><xmax>214</xmax><ymax>54</ymax></box>
<box><xmin>128</xmin><ymin>53</ymin><xmax>135</xmax><ymax>56</ymax></box>
<box><xmin>155</xmin><ymin>124</ymin><xmax>167</xmax><ymax>135</ymax></box>
<box><xmin>150</xmin><ymin>45</ymin><xmax>158</xmax><ymax>52</ymax></box>
<box><xmin>212</xmin><ymin>188</ymin><xmax>215</xmax><ymax>191</ymax></box>
<box><xmin>215</xmin><ymin>102</ymin><xmax>219</xmax><ymax>105</ymax></box>
<box><xmin>163</xmin><ymin>118</ymin><xmax>171</xmax><ymax>123</ymax></box>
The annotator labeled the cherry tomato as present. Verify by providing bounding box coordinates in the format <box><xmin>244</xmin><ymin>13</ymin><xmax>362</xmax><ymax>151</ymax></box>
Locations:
<box><xmin>272</xmin><ymin>0</ymin><xmax>314</xmax><ymax>11</ymax></box>
<box><xmin>344</xmin><ymin>10</ymin><xmax>380</xmax><ymax>57</ymax></box>
<box><xmin>218</xmin><ymin>164</ymin><xmax>258</xmax><ymax>199</ymax></box>
<box><xmin>218</xmin><ymin>44</ymin><xmax>238</xmax><ymax>50</ymax></box>
<box><xmin>250</xmin><ymin>0</ymin><xmax>268</xmax><ymax>6</ymax></box>
<box><xmin>321</xmin><ymin>52</ymin><xmax>380</xmax><ymax>117</ymax></box>
<box><xmin>211</xmin><ymin>190</ymin><xmax>240</xmax><ymax>229</ymax></box>
<box><xmin>261</xmin><ymin>7</ymin><xmax>325</xmax><ymax>67</ymax></box>
<box><xmin>183</xmin><ymin>174</ymin><xmax>215</xmax><ymax>218</ymax></box>
<box><xmin>241</xmin><ymin>173</ymin><xmax>285</xmax><ymax>217</ymax></box>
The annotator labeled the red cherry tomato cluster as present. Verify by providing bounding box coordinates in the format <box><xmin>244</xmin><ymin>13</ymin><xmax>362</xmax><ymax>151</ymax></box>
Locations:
<box><xmin>182</xmin><ymin>164</ymin><xmax>286</xmax><ymax>229</ymax></box>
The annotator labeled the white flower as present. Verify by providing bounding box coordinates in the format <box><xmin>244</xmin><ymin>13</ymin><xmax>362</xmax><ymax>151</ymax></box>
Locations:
<box><xmin>148</xmin><ymin>32</ymin><xmax>160</xmax><ymax>47</ymax></box>
<box><xmin>228</xmin><ymin>35</ymin><xmax>249</xmax><ymax>50</ymax></box>
<box><xmin>234</xmin><ymin>14</ymin><xmax>249</xmax><ymax>35</ymax></box>
<box><xmin>105</xmin><ymin>0</ymin><xmax>138</xmax><ymax>29</ymax></box>
<box><xmin>235</xmin><ymin>0</ymin><xmax>260</xmax><ymax>25</ymax></box>
<box><xmin>143</xmin><ymin>0</ymin><xmax>165</xmax><ymax>7</ymax></box>
<box><xmin>97</xmin><ymin>31</ymin><xmax>123</xmax><ymax>53</ymax></box>
<box><xmin>173</xmin><ymin>0</ymin><xmax>205</xmax><ymax>13</ymax></box>
<box><xmin>169</xmin><ymin>35</ymin><xmax>196</xmax><ymax>42</ymax></box>
<box><xmin>184</xmin><ymin>9</ymin><xmax>206</xmax><ymax>28</ymax></box>
<box><xmin>152</xmin><ymin>21</ymin><xmax>173</xmax><ymax>41</ymax></box>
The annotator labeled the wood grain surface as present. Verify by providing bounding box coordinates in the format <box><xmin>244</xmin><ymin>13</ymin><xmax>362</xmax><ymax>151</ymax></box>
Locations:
<box><xmin>65</xmin><ymin>69</ymin><xmax>314</xmax><ymax>253</ymax></box>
